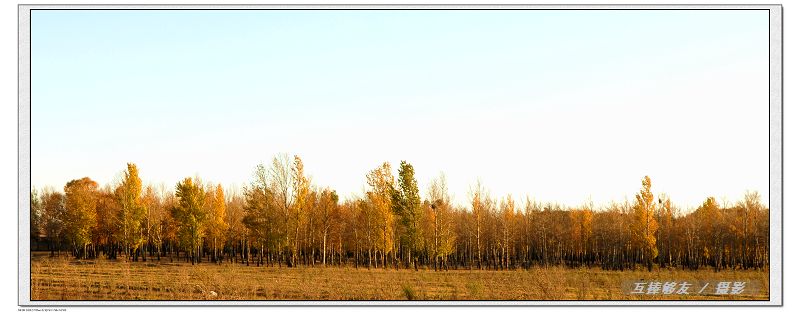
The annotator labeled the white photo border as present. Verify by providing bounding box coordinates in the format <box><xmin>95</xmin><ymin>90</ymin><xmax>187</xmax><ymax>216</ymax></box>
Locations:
<box><xmin>17</xmin><ymin>3</ymin><xmax>783</xmax><ymax>306</ymax></box>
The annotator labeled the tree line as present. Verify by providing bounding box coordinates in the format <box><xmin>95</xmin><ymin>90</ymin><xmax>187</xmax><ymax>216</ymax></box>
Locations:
<box><xmin>29</xmin><ymin>155</ymin><xmax>769</xmax><ymax>271</ymax></box>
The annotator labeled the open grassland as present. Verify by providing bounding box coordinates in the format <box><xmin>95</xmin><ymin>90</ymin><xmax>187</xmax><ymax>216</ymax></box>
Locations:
<box><xmin>31</xmin><ymin>255</ymin><xmax>768</xmax><ymax>301</ymax></box>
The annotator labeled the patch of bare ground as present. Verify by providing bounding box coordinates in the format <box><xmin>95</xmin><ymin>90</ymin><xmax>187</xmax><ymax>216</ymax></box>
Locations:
<box><xmin>30</xmin><ymin>256</ymin><xmax>769</xmax><ymax>301</ymax></box>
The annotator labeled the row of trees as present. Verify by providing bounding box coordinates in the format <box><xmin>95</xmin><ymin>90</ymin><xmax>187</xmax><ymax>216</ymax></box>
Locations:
<box><xmin>30</xmin><ymin>156</ymin><xmax>769</xmax><ymax>271</ymax></box>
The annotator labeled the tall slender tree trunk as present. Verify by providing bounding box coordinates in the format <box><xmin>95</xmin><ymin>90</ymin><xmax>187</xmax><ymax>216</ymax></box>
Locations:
<box><xmin>322</xmin><ymin>233</ymin><xmax>327</xmax><ymax>266</ymax></box>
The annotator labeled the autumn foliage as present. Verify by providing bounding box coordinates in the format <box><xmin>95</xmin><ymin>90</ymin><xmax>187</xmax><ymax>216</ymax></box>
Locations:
<box><xmin>30</xmin><ymin>159</ymin><xmax>769</xmax><ymax>271</ymax></box>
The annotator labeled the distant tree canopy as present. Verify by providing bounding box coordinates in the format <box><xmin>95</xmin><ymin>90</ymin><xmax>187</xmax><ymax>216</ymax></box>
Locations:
<box><xmin>30</xmin><ymin>160</ymin><xmax>769</xmax><ymax>271</ymax></box>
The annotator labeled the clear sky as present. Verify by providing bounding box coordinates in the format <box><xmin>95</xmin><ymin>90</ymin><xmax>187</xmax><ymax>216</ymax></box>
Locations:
<box><xmin>31</xmin><ymin>10</ymin><xmax>769</xmax><ymax>210</ymax></box>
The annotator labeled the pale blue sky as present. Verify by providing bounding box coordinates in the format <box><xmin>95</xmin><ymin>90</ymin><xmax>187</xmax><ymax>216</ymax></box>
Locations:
<box><xmin>31</xmin><ymin>10</ymin><xmax>769</xmax><ymax>209</ymax></box>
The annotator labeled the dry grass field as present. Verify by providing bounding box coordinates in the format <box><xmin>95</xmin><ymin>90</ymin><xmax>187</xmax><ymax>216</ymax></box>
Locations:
<box><xmin>30</xmin><ymin>254</ymin><xmax>769</xmax><ymax>301</ymax></box>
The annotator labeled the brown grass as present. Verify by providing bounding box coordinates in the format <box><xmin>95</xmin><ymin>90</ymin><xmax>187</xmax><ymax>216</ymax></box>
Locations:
<box><xmin>30</xmin><ymin>255</ymin><xmax>769</xmax><ymax>301</ymax></box>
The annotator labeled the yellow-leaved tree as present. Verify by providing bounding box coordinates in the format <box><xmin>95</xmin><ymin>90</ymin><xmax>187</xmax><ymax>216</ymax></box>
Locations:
<box><xmin>317</xmin><ymin>188</ymin><xmax>339</xmax><ymax>266</ymax></box>
<box><xmin>115</xmin><ymin>163</ymin><xmax>146</xmax><ymax>261</ymax></box>
<box><xmin>469</xmin><ymin>180</ymin><xmax>492</xmax><ymax>270</ymax></box>
<box><xmin>64</xmin><ymin>177</ymin><xmax>98</xmax><ymax>259</ymax></box>
<box><xmin>425</xmin><ymin>173</ymin><xmax>456</xmax><ymax>271</ymax></box>
<box><xmin>632</xmin><ymin>176</ymin><xmax>658</xmax><ymax>271</ymax></box>
<box><xmin>500</xmin><ymin>194</ymin><xmax>516</xmax><ymax>270</ymax></box>
<box><xmin>291</xmin><ymin>155</ymin><xmax>310</xmax><ymax>267</ymax></box>
<box><xmin>207</xmin><ymin>184</ymin><xmax>227</xmax><ymax>263</ymax></box>
<box><xmin>366</xmin><ymin>162</ymin><xmax>395</xmax><ymax>268</ymax></box>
